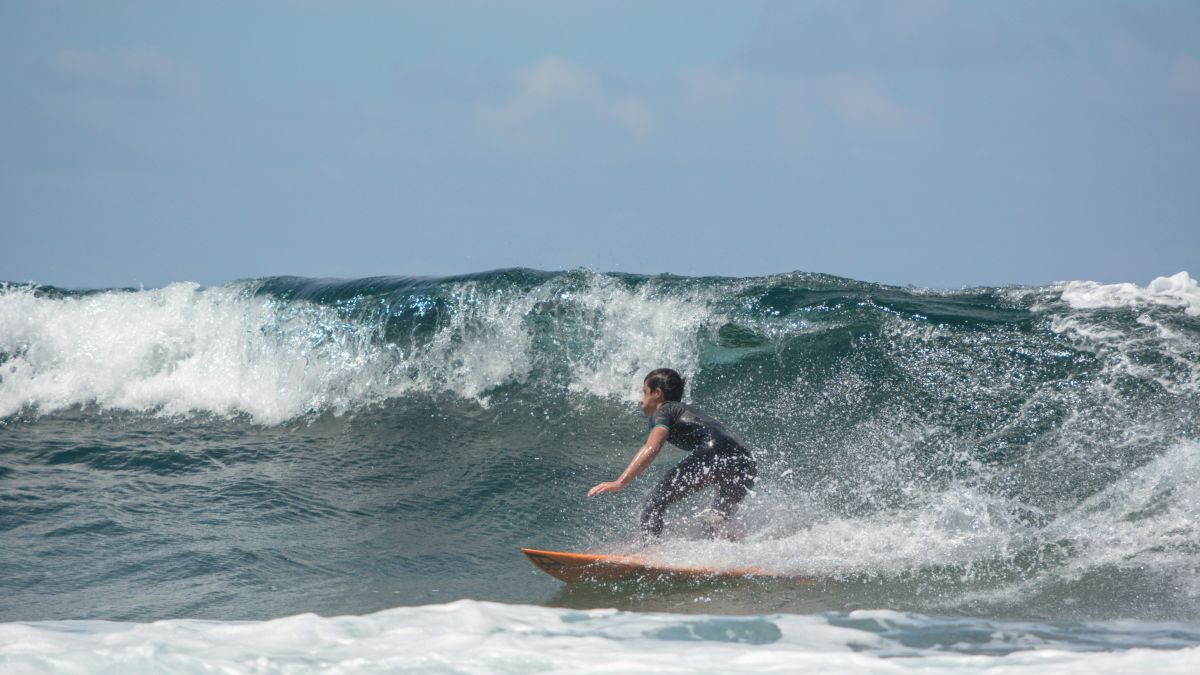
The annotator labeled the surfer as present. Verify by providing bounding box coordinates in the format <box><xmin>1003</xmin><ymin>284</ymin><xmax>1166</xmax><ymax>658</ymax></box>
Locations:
<box><xmin>587</xmin><ymin>368</ymin><xmax>757</xmax><ymax>541</ymax></box>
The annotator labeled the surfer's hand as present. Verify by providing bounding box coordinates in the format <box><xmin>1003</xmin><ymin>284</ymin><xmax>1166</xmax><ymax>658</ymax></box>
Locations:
<box><xmin>587</xmin><ymin>481</ymin><xmax>624</xmax><ymax>497</ymax></box>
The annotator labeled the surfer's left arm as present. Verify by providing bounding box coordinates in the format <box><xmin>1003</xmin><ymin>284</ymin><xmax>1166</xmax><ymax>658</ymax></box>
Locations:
<box><xmin>587</xmin><ymin>426</ymin><xmax>669</xmax><ymax>497</ymax></box>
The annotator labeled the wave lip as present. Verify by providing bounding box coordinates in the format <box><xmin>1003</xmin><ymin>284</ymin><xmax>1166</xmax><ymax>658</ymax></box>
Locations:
<box><xmin>3</xmin><ymin>269</ymin><xmax>1199</xmax><ymax>425</ymax></box>
<box><xmin>0</xmin><ymin>270</ymin><xmax>725</xmax><ymax>423</ymax></box>
<box><xmin>1059</xmin><ymin>272</ymin><xmax>1200</xmax><ymax>316</ymax></box>
<box><xmin>0</xmin><ymin>280</ymin><xmax>387</xmax><ymax>424</ymax></box>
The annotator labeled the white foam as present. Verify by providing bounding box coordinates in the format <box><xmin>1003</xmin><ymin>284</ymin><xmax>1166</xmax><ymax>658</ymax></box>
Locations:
<box><xmin>0</xmin><ymin>275</ymin><xmax>722</xmax><ymax>423</ymax></box>
<box><xmin>1047</xmin><ymin>439</ymin><xmax>1200</xmax><ymax>587</ymax></box>
<box><xmin>632</xmin><ymin>447</ymin><xmax>1199</xmax><ymax>603</ymax></box>
<box><xmin>561</xmin><ymin>275</ymin><xmax>718</xmax><ymax>402</ymax></box>
<box><xmin>1059</xmin><ymin>272</ymin><xmax>1200</xmax><ymax>317</ymax></box>
<box><xmin>1049</xmin><ymin>309</ymin><xmax>1200</xmax><ymax>398</ymax></box>
<box><xmin>643</xmin><ymin>486</ymin><xmax>1034</xmax><ymax>580</ymax></box>
<box><xmin>1</xmin><ymin>600</ymin><xmax>1197</xmax><ymax>674</ymax></box>
<box><xmin>0</xmin><ymin>281</ymin><xmax>536</xmax><ymax>424</ymax></box>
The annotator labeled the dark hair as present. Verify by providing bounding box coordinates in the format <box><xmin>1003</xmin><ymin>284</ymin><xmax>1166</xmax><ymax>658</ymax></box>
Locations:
<box><xmin>644</xmin><ymin>368</ymin><xmax>685</xmax><ymax>402</ymax></box>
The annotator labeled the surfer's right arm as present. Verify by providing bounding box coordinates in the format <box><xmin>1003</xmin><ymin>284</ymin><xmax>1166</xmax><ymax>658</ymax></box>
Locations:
<box><xmin>586</xmin><ymin>426</ymin><xmax>669</xmax><ymax>497</ymax></box>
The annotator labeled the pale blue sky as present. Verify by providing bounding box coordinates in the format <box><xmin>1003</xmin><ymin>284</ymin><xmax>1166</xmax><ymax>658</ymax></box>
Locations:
<box><xmin>1</xmin><ymin>0</ymin><xmax>1197</xmax><ymax>289</ymax></box>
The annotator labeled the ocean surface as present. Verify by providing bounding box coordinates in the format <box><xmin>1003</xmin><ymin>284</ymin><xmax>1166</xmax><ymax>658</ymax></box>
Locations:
<box><xmin>2</xmin><ymin>268</ymin><xmax>1199</xmax><ymax>673</ymax></box>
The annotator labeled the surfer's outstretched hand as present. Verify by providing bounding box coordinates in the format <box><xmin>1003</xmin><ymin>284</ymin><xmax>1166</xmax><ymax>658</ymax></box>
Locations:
<box><xmin>589</xmin><ymin>429</ymin><xmax>668</xmax><ymax>498</ymax></box>
<box><xmin>587</xmin><ymin>481</ymin><xmax>624</xmax><ymax>497</ymax></box>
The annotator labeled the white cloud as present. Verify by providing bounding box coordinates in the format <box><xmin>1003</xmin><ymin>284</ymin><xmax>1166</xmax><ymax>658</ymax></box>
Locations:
<box><xmin>25</xmin><ymin>47</ymin><xmax>216</xmax><ymax>166</ymax></box>
<box><xmin>477</xmin><ymin>58</ymin><xmax>653</xmax><ymax>151</ymax></box>
<box><xmin>818</xmin><ymin>74</ymin><xmax>927</xmax><ymax>133</ymax></box>
<box><xmin>44</xmin><ymin>47</ymin><xmax>208</xmax><ymax>102</ymax></box>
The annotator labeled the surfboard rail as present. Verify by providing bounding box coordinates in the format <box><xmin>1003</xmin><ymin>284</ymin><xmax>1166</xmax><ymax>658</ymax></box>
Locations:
<box><xmin>521</xmin><ymin>547</ymin><xmax>802</xmax><ymax>583</ymax></box>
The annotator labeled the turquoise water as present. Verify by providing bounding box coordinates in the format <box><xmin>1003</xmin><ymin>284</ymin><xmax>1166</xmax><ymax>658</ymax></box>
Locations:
<box><xmin>2</xmin><ymin>269</ymin><xmax>1198</xmax><ymax>671</ymax></box>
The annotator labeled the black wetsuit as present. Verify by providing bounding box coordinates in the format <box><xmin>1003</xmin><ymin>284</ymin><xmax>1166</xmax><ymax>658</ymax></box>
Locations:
<box><xmin>640</xmin><ymin>401</ymin><xmax>757</xmax><ymax>538</ymax></box>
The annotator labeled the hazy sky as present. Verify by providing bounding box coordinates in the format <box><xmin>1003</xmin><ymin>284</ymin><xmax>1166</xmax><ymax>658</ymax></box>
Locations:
<box><xmin>1</xmin><ymin>0</ymin><xmax>1197</xmax><ymax>289</ymax></box>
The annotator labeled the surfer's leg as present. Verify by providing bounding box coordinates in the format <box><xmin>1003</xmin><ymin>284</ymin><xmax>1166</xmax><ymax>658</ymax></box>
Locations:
<box><xmin>639</xmin><ymin>453</ymin><xmax>715</xmax><ymax>540</ymax></box>
<box><xmin>710</xmin><ymin>451</ymin><xmax>756</xmax><ymax>525</ymax></box>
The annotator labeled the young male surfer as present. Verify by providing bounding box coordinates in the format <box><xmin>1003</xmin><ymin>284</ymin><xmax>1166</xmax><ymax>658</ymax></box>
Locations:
<box><xmin>587</xmin><ymin>368</ymin><xmax>757</xmax><ymax>541</ymax></box>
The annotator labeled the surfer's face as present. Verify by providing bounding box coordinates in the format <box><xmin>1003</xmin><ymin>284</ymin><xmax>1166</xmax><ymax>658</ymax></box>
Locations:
<box><xmin>640</xmin><ymin>383</ymin><xmax>664</xmax><ymax>416</ymax></box>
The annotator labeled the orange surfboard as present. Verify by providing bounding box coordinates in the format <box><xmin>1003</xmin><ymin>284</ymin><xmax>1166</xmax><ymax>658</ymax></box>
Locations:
<box><xmin>521</xmin><ymin>548</ymin><xmax>799</xmax><ymax>583</ymax></box>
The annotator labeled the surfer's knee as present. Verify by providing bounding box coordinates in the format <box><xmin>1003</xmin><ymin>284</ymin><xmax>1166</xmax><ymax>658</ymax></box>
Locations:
<box><xmin>713</xmin><ymin>459</ymin><xmax>755</xmax><ymax>514</ymax></box>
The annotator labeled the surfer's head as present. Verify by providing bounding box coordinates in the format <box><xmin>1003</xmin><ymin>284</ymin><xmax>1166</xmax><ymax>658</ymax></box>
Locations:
<box><xmin>643</xmin><ymin>368</ymin><xmax>685</xmax><ymax>405</ymax></box>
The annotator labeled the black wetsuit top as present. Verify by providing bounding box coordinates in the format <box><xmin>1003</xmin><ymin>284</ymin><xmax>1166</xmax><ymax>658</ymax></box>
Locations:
<box><xmin>648</xmin><ymin>401</ymin><xmax>751</xmax><ymax>456</ymax></box>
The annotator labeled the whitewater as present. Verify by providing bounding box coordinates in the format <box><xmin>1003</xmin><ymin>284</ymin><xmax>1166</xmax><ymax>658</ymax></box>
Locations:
<box><xmin>2</xmin><ymin>269</ymin><xmax>1198</xmax><ymax>673</ymax></box>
